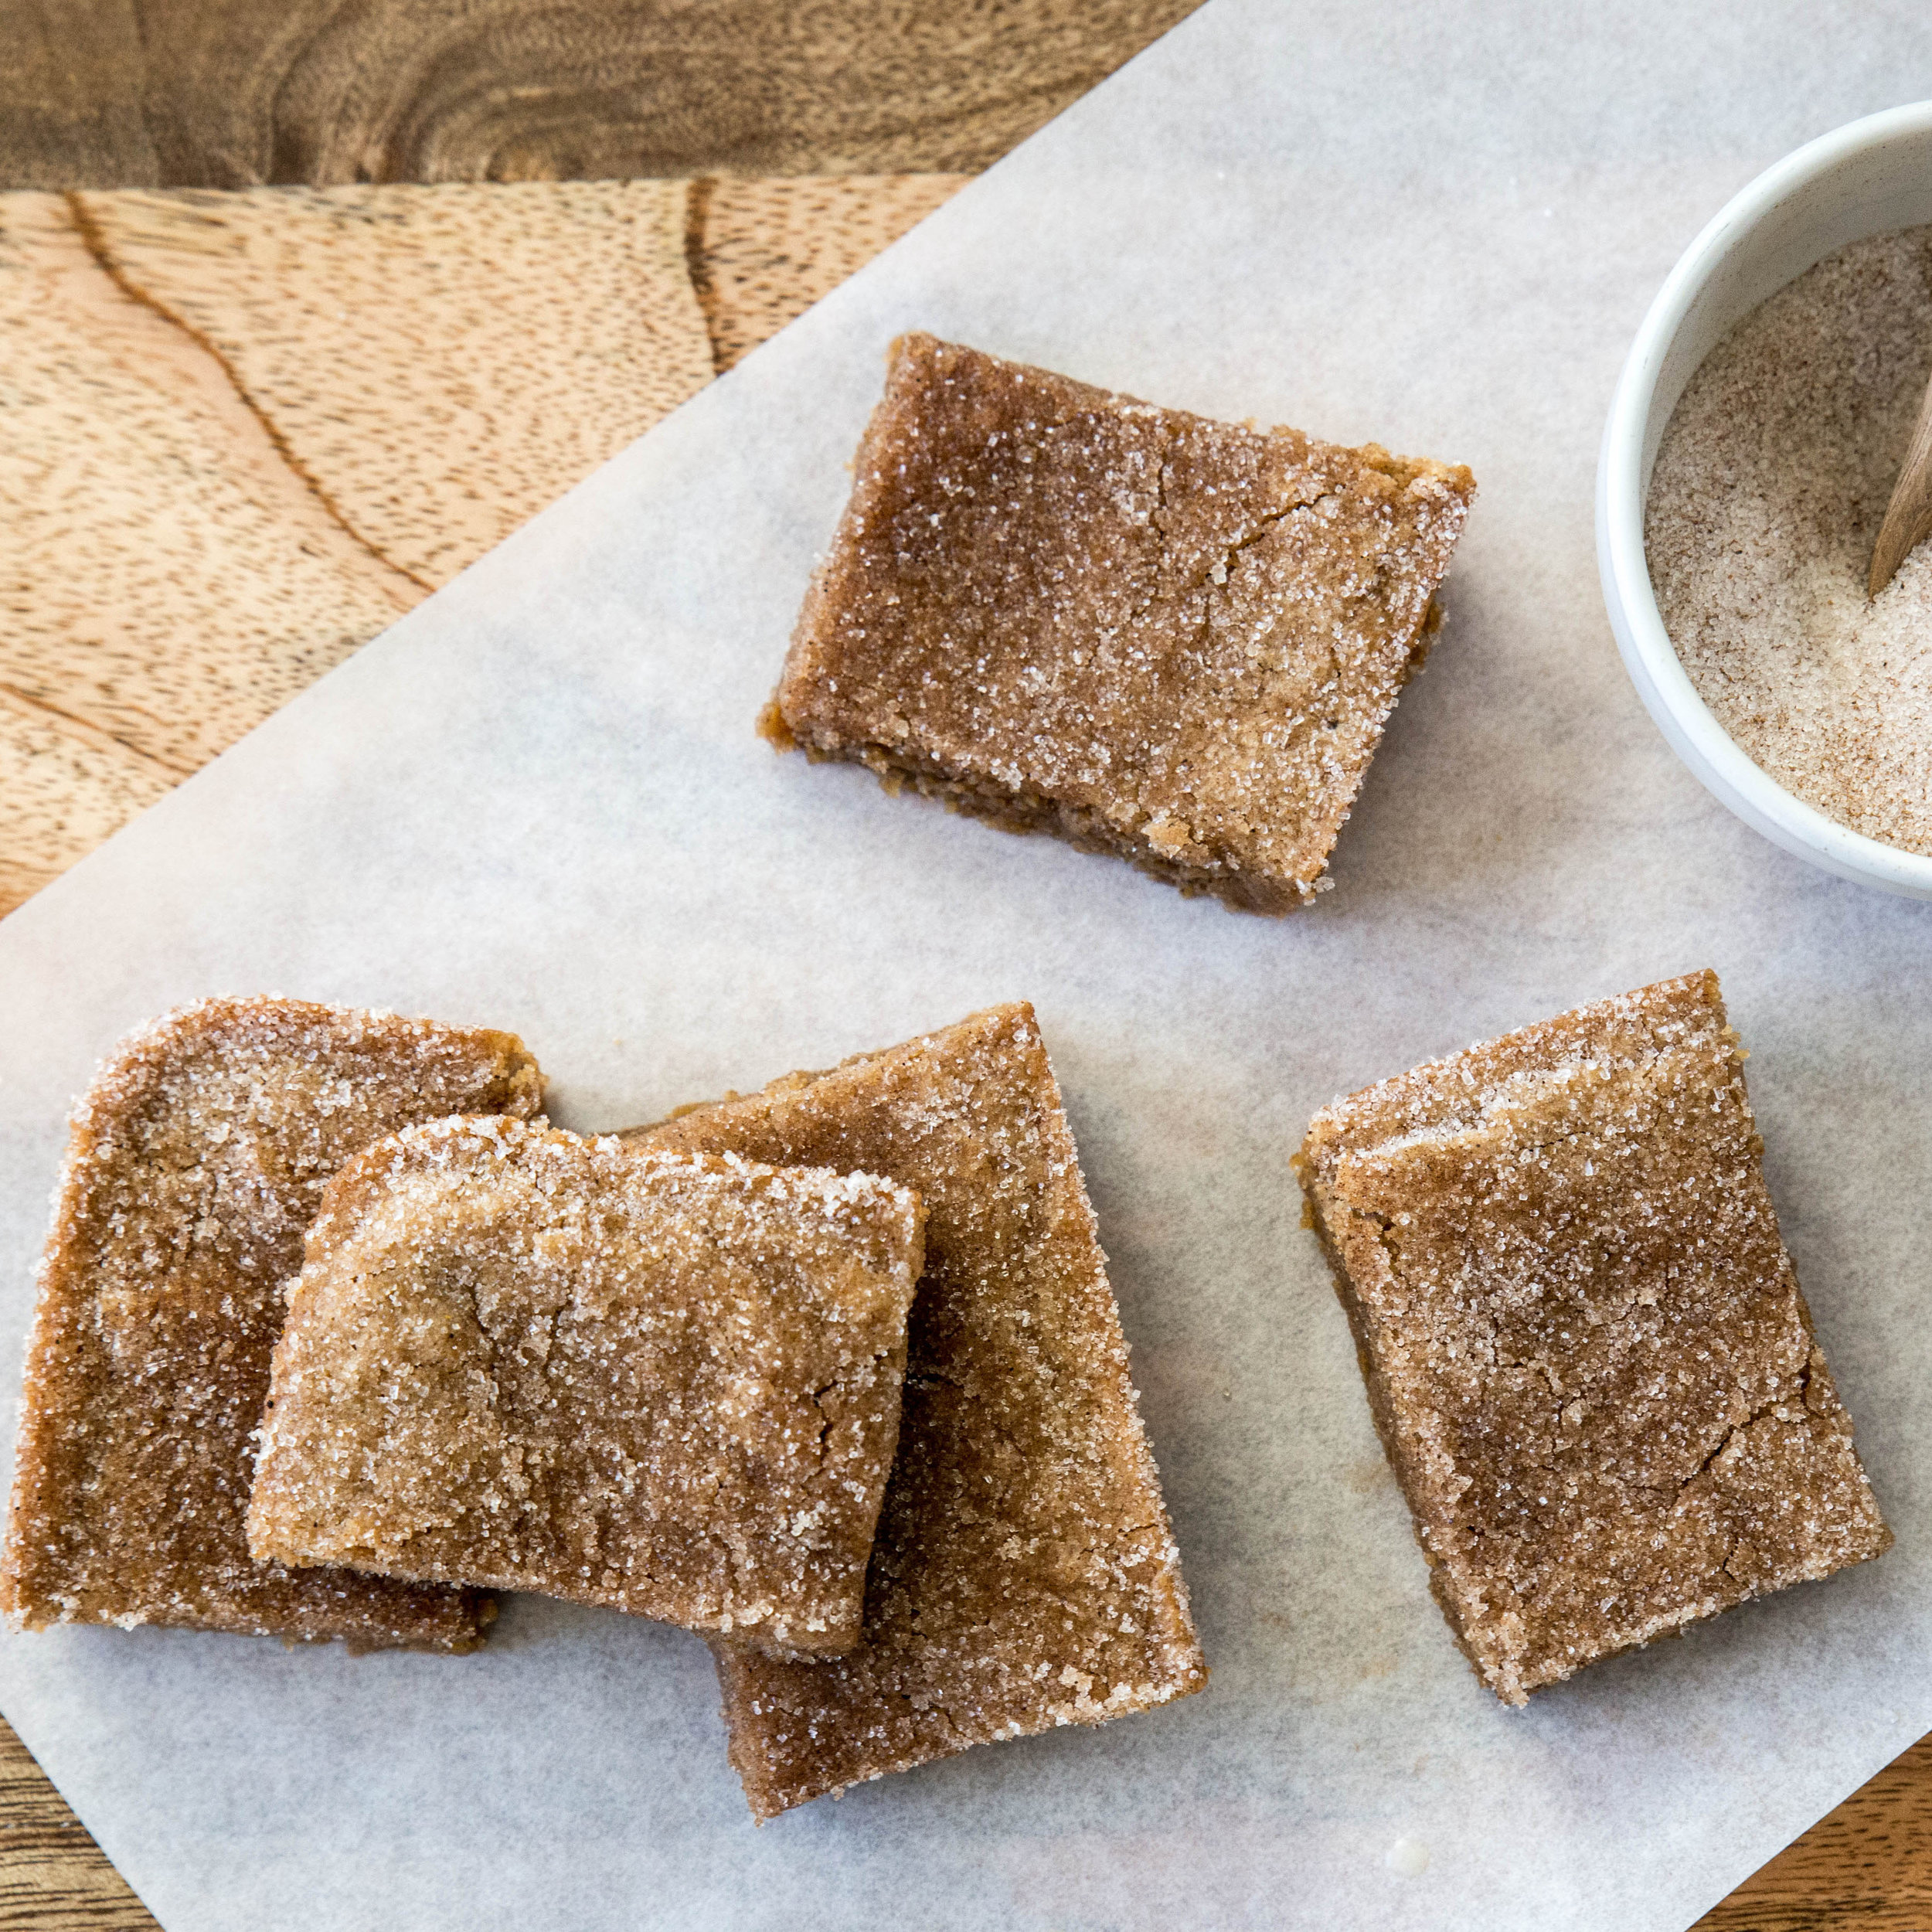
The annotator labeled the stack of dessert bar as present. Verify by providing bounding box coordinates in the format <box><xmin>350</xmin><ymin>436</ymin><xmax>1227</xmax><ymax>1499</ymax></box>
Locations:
<box><xmin>0</xmin><ymin>995</ymin><xmax>1209</xmax><ymax>1821</ymax></box>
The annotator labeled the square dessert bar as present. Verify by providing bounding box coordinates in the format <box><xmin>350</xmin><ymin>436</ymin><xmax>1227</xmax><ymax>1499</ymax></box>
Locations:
<box><xmin>633</xmin><ymin>1003</ymin><xmax>1206</xmax><ymax>1819</ymax></box>
<box><xmin>769</xmin><ymin>333</ymin><xmax>1476</xmax><ymax>912</ymax></box>
<box><xmin>247</xmin><ymin>1121</ymin><xmax>925</xmax><ymax>1656</ymax></box>
<box><xmin>1297</xmin><ymin>971</ymin><xmax>1890</xmax><ymax>1705</ymax></box>
<box><xmin>1</xmin><ymin>998</ymin><xmax>543</xmax><ymax>1650</ymax></box>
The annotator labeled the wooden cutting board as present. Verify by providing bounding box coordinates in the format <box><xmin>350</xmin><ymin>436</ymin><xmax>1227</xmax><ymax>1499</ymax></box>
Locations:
<box><xmin>0</xmin><ymin>3</ymin><xmax>1928</xmax><ymax>1926</ymax></box>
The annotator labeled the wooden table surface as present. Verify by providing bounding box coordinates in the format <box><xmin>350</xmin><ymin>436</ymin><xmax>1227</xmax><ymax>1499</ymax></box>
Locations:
<box><xmin>2</xmin><ymin>4</ymin><xmax>1930</xmax><ymax>1926</ymax></box>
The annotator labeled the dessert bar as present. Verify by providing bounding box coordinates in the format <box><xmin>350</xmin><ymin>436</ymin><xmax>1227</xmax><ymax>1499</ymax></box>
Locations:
<box><xmin>1296</xmin><ymin>971</ymin><xmax>1890</xmax><ymax>1704</ymax></box>
<box><xmin>247</xmin><ymin>1121</ymin><xmax>925</xmax><ymax>1655</ymax></box>
<box><xmin>1</xmin><ymin>998</ymin><xmax>543</xmax><ymax>1649</ymax></box>
<box><xmin>632</xmin><ymin>1003</ymin><xmax>1206</xmax><ymax>1818</ymax></box>
<box><xmin>768</xmin><ymin>333</ymin><xmax>1476</xmax><ymax>911</ymax></box>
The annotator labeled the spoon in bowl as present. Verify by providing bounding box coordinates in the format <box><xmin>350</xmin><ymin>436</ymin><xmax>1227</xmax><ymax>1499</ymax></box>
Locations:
<box><xmin>1869</xmin><ymin>361</ymin><xmax>1932</xmax><ymax>594</ymax></box>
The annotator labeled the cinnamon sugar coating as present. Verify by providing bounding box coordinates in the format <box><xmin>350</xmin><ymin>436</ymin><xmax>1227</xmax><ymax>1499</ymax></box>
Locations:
<box><xmin>247</xmin><ymin>1121</ymin><xmax>925</xmax><ymax>1656</ymax></box>
<box><xmin>1297</xmin><ymin>971</ymin><xmax>1890</xmax><ymax>1705</ymax></box>
<box><xmin>771</xmin><ymin>334</ymin><xmax>1475</xmax><ymax>911</ymax></box>
<box><xmin>631</xmin><ymin>1003</ymin><xmax>1205</xmax><ymax>1820</ymax></box>
<box><xmin>2</xmin><ymin>998</ymin><xmax>543</xmax><ymax>1650</ymax></box>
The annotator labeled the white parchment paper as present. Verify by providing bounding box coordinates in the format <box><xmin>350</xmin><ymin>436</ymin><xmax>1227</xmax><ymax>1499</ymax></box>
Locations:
<box><xmin>5</xmin><ymin>5</ymin><xmax>1932</xmax><ymax>1927</ymax></box>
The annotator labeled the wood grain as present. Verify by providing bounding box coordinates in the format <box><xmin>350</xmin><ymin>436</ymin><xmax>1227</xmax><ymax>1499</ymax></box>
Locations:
<box><xmin>0</xmin><ymin>1720</ymin><xmax>155</xmax><ymax>1930</ymax></box>
<box><xmin>0</xmin><ymin>0</ymin><xmax>156</xmax><ymax>192</ymax></box>
<box><xmin>0</xmin><ymin>1</ymin><xmax>1199</xmax><ymax>193</ymax></box>
<box><xmin>1694</xmin><ymin>1734</ymin><xmax>1932</xmax><ymax>1930</ymax></box>
<box><xmin>0</xmin><ymin>189</ymin><xmax>412</xmax><ymax>894</ymax></box>
<box><xmin>80</xmin><ymin>180</ymin><xmax>713</xmax><ymax>589</ymax></box>
<box><xmin>690</xmin><ymin>173</ymin><xmax>969</xmax><ymax>371</ymax></box>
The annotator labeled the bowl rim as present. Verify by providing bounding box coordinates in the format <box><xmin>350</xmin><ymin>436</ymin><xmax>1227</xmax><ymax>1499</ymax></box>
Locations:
<box><xmin>1597</xmin><ymin>100</ymin><xmax>1932</xmax><ymax>898</ymax></box>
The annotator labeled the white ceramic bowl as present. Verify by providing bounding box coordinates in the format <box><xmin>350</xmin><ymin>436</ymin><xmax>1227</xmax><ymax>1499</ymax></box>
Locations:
<box><xmin>1597</xmin><ymin>102</ymin><xmax>1932</xmax><ymax>900</ymax></box>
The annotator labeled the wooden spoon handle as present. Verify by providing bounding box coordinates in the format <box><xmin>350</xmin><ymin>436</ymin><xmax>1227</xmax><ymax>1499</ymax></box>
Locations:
<box><xmin>1869</xmin><ymin>362</ymin><xmax>1932</xmax><ymax>594</ymax></box>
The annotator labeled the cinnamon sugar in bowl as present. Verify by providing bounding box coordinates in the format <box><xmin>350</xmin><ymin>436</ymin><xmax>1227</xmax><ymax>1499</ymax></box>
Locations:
<box><xmin>1598</xmin><ymin>103</ymin><xmax>1932</xmax><ymax>900</ymax></box>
